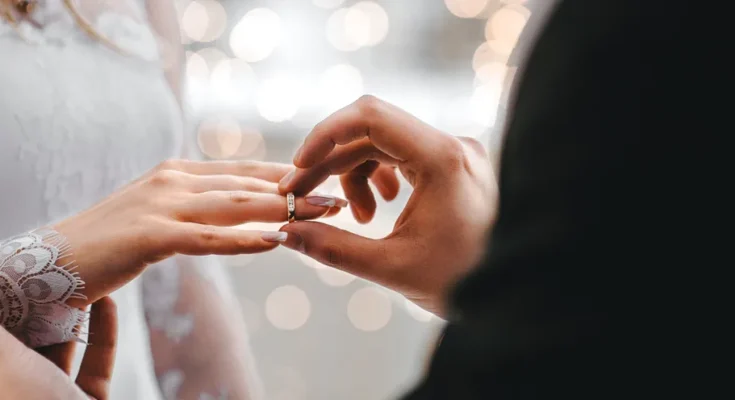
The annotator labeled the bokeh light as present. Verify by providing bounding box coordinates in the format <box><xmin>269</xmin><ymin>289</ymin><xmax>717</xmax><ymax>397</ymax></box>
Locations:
<box><xmin>196</xmin><ymin>47</ymin><xmax>229</xmax><ymax>69</ymax></box>
<box><xmin>444</xmin><ymin>0</ymin><xmax>490</xmax><ymax>18</ymax></box>
<box><xmin>232</xmin><ymin>128</ymin><xmax>267</xmax><ymax>160</ymax></box>
<box><xmin>347</xmin><ymin>287</ymin><xmax>393</xmax><ymax>331</ymax></box>
<box><xmin>313</xmin><ymin>0</ymin><xmax>345</xmax><ymax>9</ymax></box>
<box><xmin>327</xmin><ymin>2</ymin><xmax>389</xmax><ymax>51</ymax></box>
<box><xmin>317</xmin><ymin>64</ymin><xmax>364</xmax><ymax>111</ymax></box>
<box><xmin>181</xmin><ymin>0</ymin><xmax>227</xmax><ymax>42</ymax></box>
<box><xmin>181</xmin><ymin>1</ymin><xmax>208</xmax><ymax>42</ymax></box>
<box><xmin>265</xmin><ymin>285</ymin><xmax>312</xmax><ymax>330</ymax></box>
<box><xmin>230</xmin><ymin>8</ymin><xmax>282</xmax><ymax>62</ymax></box>
<box><xmin>472</xmin><ymin>41</ymin><xmax>497</xmax><ymax>70</ymax></box>
<box><xmin>209</xmin><ymin>58</ymin><xmax>257</xmax><ymax>109</ymax></box>
<box><xmin>326</xmin><ymin>8</ymin><xmax>361</xmax><ymax>52</ymax></box>
<box><xmin>196</xmin><ymin>117</ymin><xmax>243</xmax><ymax>159</ymax></box>
<box><xmin>485</xmin><ymin>5</ymin><xmax>530</xmax><ymax>54</ymax></box>
<box><xmin>210</xmin><ymin>58</ymin><xmax>256</xmax><ymax>91</ymax></box>
<box><xmin>346</xmin><ymin>2</ymin><xmax>390</xmax><ymax>47</ymax></box>
<box><xmin>474</xmin><ymin>61</ymin><xmax>508</xmax><ymax>86</ymax></box>
<box><xmin>185</xmin><ymin>51</ymin><xmax>210</xmax><ymax>83</ymax></box>
<box><xmin>256</xmin><ymin>76</ymin><xmax>307</xmax><ymax>122</ymax></box>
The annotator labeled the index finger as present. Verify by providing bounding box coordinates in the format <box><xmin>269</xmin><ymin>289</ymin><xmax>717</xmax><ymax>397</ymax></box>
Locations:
<box><xmin>293</xmin><ymin>96</ymin><xmax>451</xmax><ymax>169</ymax></box>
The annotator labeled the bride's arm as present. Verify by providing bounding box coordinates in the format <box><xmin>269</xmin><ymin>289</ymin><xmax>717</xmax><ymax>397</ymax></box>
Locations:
<box><xmin>141</xmin><ymin>2</ymin><xmax>264</xmax><ymax>399</ymax></box>
<box><xmin>142</xmin><ymin>257</ymin><xmax>264</xmax><ymax>400</ymax></box>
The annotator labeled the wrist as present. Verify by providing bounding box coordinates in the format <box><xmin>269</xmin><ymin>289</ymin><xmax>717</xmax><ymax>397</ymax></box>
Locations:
<box><xmin>1</xmin><ymin>229</ymin><xmax>87</xmax><ymax>347</ymax></box>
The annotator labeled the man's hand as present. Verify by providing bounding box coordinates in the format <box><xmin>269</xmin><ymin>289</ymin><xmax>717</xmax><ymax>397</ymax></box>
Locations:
<box><xmin>279</xmin><ymin>96</ymin><xmax>497</xmax><ymax>316</ymax></box>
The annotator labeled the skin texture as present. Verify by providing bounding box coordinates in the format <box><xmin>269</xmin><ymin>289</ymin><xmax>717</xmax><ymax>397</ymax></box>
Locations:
<box><xmin>279</xmin><ymin>96</ymin><xmax>498</xmax><ymax>317</ymax></box>
<box><xmin>53</xmin><ymin>159</ymin><xmax>345</xmax><ymax>308</ymax></box>
<box><xmin>1</xmin><ymin>297</ymin><xmax>118</xmax><ymax>400</ymax></box>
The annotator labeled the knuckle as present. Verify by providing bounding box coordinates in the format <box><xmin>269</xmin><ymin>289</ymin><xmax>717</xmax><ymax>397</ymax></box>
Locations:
<box><xmin>457</xmin><ymin>136</ymin><xmax>483</xmax><ymax>151</ymax></box>
<box><xmin>356</xmin><ymin>94</ymin><xmax>384</xmax><ymax>121</ymax></box>
<box><xmin>227</xmin><ymin>191</ymin><xmax>253</xmax><ymax>204</ymax></box>
<box><xmin>380</xmin><ymin>236</ymin><xmax>420</xmax><ymax>281</ymax></box>
<box><xmin>319</xmin><ymin>244</ymin><xmax>343</xmax><ymax>268</ymax></box>
<box><xmin>198</xmin><ymin>226</ymin><xmax>219</xmax><ymax>242</ymax></box>
<box><xmin>156</xmin><ymin>158</ymin><xmax>183</xmax><ymax>171</ymax></box>
<box><xmin>312</xmin><ymin>120</ymin><xmax>326</xmax><ymax>135</ymax></box>
<box><xmin>235</xmin><ymin>159</ymin><xmax>257</xmax><ymax>172</ymax></box>
<box><xmin>148</xmin><ymin>169</ymin><xmax>181</xmax><ymax>186</ymax></box>
<box><xmin>235</xmin><ymin>238</ymin><xmax>252</xmax><ymax>249</ymax></box>
<box><xmin>438</xmin><ymin>136</ymin><xmax>469</xmax><ymax>172</ymax></box>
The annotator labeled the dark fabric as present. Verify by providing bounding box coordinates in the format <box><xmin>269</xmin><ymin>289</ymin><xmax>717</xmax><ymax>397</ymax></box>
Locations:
<box><xmin>404</xmin><ymin>0</ymin><xmax>714</xmax><ymax>398</ymax></box>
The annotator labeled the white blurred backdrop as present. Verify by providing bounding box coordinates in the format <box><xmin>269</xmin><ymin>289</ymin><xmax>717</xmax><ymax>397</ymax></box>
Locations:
<box><xmin>177</xmin><ymin>1</ymin><xmax>532</xmax><ymax>399</ymax></box>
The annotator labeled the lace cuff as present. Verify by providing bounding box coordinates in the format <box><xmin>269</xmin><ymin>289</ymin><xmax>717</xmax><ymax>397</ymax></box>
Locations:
<box><xmin>0</xmin><ymin>229</ymin><xmax>86</xmax><ymax>348</ymax></box>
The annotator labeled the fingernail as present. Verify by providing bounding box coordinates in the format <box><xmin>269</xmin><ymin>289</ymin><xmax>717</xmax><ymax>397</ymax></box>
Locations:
<box><xmin>280</xmin><ymin>170</ymin><xmax>295</xmax><ymax>187</ymax></box>
<box><xmin>293</xmin><ymin>146</ymin><xmax>303</xmax><ymax>164</ymax></box>
<box><xmin>305</xmin><ymin>193</ymin><xmax>340</xmax><ymax>207</ymax></box>
<box><xmin>261</xmin><ymin>232</ymin><xmax>288</xmax><ymax>243</ymax></box>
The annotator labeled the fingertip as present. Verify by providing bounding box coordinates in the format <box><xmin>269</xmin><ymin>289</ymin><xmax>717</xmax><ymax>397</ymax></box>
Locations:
<box><xmin>356</xmin><ymin>211</ymin><xmax>375</xmax><ymax>224</ymax></box>
<box><xmin>292</xmin><ymin>146</ymin><xmax>303</xmax><ymax>166</ymax></box>
<box><xmin>261</xmin><ymin>231</ymin><xmax>288</xmax><ymax>243</ymax></box>
<box><xmin>384</xmin><ymin>191</ymin><xmax>399</xmax><ymax>202</ymax></box>
<box><xmin>98</xmin><ymin>296</ymin><xmax>117</xmax><ymax>312</ymax></box>
<box><xmin>91</xmin><ymin>297</ymin><xmax>116</xmax><ymax>324</ymax></box>
<box><xmin>277</xmin><ymin>224</ymin><xmax>307</xmax><ymax>253</ymax></box>
<box><xmin>293</xmin><ymin>146</ymin><xmax>318</xmax><ymax>169</ymax></box>
<box><xmin>371</xmin><ymin>166</ymin><xmax>400</xmax><ymax>201</ymax></box>
<box><xmin>278</xmin><ymin>170</ymin><xmax>295</xmax><ymax>194</ymax></box>
<box><xmin>351</xmin><ymin>205</ymin><xmax>375</xmax><ymax>224</ymax></box>
<box><xmin>377</xmin><ymin>184</ymin><xmax>399</xmax><ymax>202</ymax></box>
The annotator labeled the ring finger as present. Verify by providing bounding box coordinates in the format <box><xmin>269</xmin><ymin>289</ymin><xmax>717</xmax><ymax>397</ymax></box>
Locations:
<box><xmin>181</xmin><ymin>191</ymin><xmax>344</xmax><ymax>225</ymax></box>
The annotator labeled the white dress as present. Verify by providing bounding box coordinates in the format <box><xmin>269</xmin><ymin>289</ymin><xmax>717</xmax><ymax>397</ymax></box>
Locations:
<box><xmin>1</xmin><ymin>1</ymin><xmax>181</xmax><ymax>399</ymax></box>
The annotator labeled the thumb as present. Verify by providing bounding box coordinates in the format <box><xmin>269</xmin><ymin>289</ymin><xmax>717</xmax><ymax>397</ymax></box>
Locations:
<box><xmin>279</xmin><ymin>221</ymin><xmax>390</xmax><ymax>282</ymax></box>
<box><xmin>76</xmin><ymin>297</ymin><xmax>117</xmax><ymax>400</ymax></box>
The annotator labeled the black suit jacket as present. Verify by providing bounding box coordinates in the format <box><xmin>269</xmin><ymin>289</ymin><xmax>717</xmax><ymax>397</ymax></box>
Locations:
<box><xmin>404</xmin><ymin>0</ymin><xmax>714</xmax><ymax>398</ymax></box>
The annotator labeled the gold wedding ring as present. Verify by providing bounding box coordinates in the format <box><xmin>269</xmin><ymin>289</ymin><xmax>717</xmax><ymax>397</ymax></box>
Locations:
<box><xmin>287</xmin><ymin>192</ymin><xmax>296</xmax><ymax>223</ymax></box>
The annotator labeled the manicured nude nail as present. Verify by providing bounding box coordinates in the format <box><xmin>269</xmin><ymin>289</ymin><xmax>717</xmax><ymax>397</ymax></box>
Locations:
<box><xmin>261</xmin><ymin>232</ymin><xmax>288</xmax><ymax>243</ymax></box>
<box><xmin>279</xmin><ymin>170</ymin><xmax>295</xmax><ymax>187</ymax></box>
<box><xmin>306</xmin><ymin>193</ymin><xmax>348</xmax><ymax>207</ymax></box>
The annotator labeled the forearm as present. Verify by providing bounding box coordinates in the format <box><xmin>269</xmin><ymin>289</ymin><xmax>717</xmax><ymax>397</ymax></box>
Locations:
<box><xmin>143</xmin><ymin>256</ymin><xmax>263</xmax><ymax>400</ymax></box>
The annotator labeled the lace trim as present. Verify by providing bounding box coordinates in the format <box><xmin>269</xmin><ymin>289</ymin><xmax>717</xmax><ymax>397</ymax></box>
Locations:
<box><xmin>0</xmin><ymin>229</ymin><xmax>86</xmax><ymax>348</ymax></box>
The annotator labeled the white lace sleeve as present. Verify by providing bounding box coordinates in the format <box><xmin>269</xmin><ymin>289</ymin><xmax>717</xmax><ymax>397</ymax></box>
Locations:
<box><xmin>142</xmin><ymin>255</ymin><xmax>264</xmax><ymax>400</ymax></box>
<box><xmin>0</xmin><ymin>229</ymin><xmax>86</xmax><ymax>348</ymax></box>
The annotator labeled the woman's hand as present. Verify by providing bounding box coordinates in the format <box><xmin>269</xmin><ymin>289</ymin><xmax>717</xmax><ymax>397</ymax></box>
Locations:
<box><xmin>54</xmin><ymin>160</ymin><xmax>346</xmax><ymax>307</ymax></box>
<box><xmin>278</xmin><ymin>96</ymin><xmax>497</xmax><ymax>316</ymax></box>
<box><xmin>0</xmin><ymin>297</ymin><xmax>118</xmax><ymax>400</ymax></box>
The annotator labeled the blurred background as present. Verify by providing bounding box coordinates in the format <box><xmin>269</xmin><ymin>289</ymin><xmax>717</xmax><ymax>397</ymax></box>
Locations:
<box><xmin>178</xmin><ymin>1</ymin><xmax>532</xmax><ymax>399</ymax></box>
